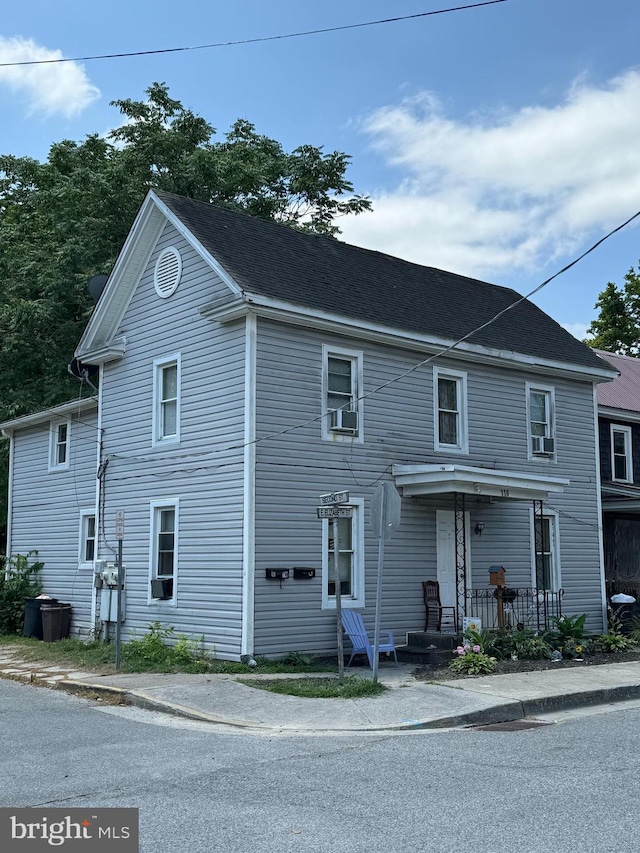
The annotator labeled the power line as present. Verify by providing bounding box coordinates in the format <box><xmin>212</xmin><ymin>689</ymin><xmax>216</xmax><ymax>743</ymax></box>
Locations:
<box><xmin>0</xmin><ymin>2</ymin><xmax>509</xmax><ymax>68</ymax></box>
<box><xmin>224</xmin><ymin>206</ymin><xmax>640</xmax><ymax>453</ymax></box>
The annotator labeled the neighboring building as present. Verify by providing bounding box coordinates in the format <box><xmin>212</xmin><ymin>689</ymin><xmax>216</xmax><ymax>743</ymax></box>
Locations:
<box><xmin>595</xmin><ymin>350</ymin><xmax>640</xmax><ymax>597</ymax></box>
<box><xmin>1</xmin><ymin>191</ymin><xmax>618</xmax><ymax>658</ymax></box>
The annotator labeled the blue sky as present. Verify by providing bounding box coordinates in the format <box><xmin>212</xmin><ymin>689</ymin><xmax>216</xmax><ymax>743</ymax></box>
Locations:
<box><xmin>2</xmin><ymin>0</ymin><xmax>640</xmax><ymax>340</ymax></box>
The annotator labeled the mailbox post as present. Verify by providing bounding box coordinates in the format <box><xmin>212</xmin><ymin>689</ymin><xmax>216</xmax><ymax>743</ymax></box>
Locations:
<box><xmin>489</xmin><ymin>565</ymin><xmax>506</xmax><ymax>630</ymax></box>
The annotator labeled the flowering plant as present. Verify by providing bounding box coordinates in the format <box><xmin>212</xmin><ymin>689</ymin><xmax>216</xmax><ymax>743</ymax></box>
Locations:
<box><xmin>448</xmin><ymin>642</ymin><xmax>496</xmax><ymax>675</ymax></box>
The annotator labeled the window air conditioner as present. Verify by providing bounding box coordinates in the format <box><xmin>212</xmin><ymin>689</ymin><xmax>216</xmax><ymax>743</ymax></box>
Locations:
<box><xmin>532</xmin><ymin>436</ymin><xmax>554</xmax><ymax>455</ymax></box>
<box><xmin>329</xmin><ymin>409</ymin><xmax>358</xmax><ymax>433</ymax></box>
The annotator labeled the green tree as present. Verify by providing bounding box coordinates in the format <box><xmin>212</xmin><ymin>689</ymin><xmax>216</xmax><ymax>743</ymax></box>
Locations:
<box><xmin>587</xmin><ymin>265</ymin><xmax>640</xmax><ymax>355</ymax></box>
<box><xmin>0</xmin><ymin>82</ymin><xmax>372</xmax><ymax>538</ymax></box>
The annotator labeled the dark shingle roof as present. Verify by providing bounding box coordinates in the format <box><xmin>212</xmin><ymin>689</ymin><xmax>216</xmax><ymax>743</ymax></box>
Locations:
<box><xmin>155</xmin><ymin>190</ymin><xmax>610</xmax><ymax>372</ymax></box>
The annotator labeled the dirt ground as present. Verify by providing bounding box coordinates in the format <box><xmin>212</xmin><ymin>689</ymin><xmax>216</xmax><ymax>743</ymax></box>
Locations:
<box><xmin>414</xmin><ymin>649</ymin><xmax>640</xmax><ymax>681</ymax></box>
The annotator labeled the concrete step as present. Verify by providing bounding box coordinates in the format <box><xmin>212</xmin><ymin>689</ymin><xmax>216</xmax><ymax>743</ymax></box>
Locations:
<box><xmin>406</xmin><ymin>631</ymin><xmax>460</xmax><ymax>650</ymax></box>
<box><xmin>396</xmin><ymin>645</ymin><xmax>453</xmax><ymax>666</ymax></box>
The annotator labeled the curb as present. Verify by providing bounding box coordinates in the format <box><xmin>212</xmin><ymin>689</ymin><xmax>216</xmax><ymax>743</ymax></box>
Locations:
<box><xmin>5</xmin><ymin>668</ymin><xmax>640</xmax><ymax>734</ymax></box>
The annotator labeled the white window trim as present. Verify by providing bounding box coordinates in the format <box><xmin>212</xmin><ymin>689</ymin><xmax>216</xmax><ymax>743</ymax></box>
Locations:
<box><xmin>433</xmin><ymin>366</ymin><xmax>468</xmax><ymax>454</ymax></box>
<box><xmin>48</xmin><ymin>418</ymin><xmax>71</xmax><ymax>472</ymax></box>
<box><xmin>152</xmin><ymin>353</ymin><xmax>181</xmax><ymax>447</ymax></box>
<box><xmin>529</xmin><ymin>508</ymin><xmax>561</xmax><ymax>592</ymax></box>
<box><xmin>78</xmin><ymin>510</ymin><xmax>96</xmax><ymax>569</ymax></box>
<box><xmin>321</xmin><ymin>497</ymin><xmax>365</xmax><ymax>610</ymax></box>
<box><xmin>610</xmin><ymin>423</ymin><xmax>633</xmax><ymax>484</ymax></box>
<box><xmin>322</xmin><ymin>344</ymin><xmax>364</xmax><ymax>444</ymax></box>
<box><xmin>525</xmin><ymin>382</ymin><xmax>556</xmax><ymax>462</ymax></box>
<box><xmin>148</xmin><ymin>498</ymin><xmax>180</xmax><ymax>606</ymax></box>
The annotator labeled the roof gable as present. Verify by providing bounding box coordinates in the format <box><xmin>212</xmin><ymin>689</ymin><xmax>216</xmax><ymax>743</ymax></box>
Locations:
<box><xmin>76</xmin><ymin>188</ymin><xmax>615</xmax><ymax>377</ymax></box>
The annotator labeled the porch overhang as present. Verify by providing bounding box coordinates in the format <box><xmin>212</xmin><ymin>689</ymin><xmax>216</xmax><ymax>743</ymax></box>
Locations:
<box><xmin>392</xmin><ymin>463</ymin><xmax>569</xmax><ymax>501</ymax></box>
<box><xmin>601</xmin><ymin>483</ymin><xmax>640</xmax><ymax>512</ymax></box>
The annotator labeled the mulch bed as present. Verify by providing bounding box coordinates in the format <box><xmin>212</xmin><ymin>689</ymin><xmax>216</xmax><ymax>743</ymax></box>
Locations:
<box><xmin>414</xmin><ymin>650</ymin><xmax>640</xmax><ymax>681</ymax></box>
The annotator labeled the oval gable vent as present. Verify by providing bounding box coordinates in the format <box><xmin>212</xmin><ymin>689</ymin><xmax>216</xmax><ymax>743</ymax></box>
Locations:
<box><xmin>154</xmin><ymin>247</ymin><xmax>182</xmax><ymax>298</ymax></box>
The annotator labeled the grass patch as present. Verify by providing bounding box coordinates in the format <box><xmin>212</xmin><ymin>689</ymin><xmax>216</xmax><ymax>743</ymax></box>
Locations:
<box><xmin>239</xmin><ymin>676</ymin><xmax>387</xmax><ymax>699</ymax></box>
<box><xmin>0</xmin><ymin>631</ymin><xmax>337</xmax><ymax>676</ymax></box>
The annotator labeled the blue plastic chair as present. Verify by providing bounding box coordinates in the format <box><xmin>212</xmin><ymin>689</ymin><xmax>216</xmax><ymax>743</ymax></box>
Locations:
<box><xmin>341</xmin><ymin>610</ymin><xmax>399</xmax><ymax>669</ymax></box>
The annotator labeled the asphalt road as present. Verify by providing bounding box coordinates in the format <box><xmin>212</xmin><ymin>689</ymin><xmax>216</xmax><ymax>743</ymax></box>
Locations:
<box><xmin>1</xmin><ymin>679</ymin><xmax>639</xmax><ymax>852</ymax></box>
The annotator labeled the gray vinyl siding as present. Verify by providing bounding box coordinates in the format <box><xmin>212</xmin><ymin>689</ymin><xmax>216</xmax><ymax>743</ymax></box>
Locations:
<box><xmin>253</xmin><ymin>319</ymin><xmax>604</xmax><ymax>655</ymax></box>
<box><xmin>98</xmin><ymin>222</ymin><xmax>246</xmax><ymax>657</ymax></box>
<box><xmin>8</xmin><ymin>410</ymin><xmax>98</xmax><ymax>636</ymax></box>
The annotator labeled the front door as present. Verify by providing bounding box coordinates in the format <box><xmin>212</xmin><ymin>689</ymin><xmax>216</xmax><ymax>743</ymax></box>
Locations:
<box><xmin>436</xmin><ymin>510</ymin><xmax>471</xmax><ymax>615</ymax></box>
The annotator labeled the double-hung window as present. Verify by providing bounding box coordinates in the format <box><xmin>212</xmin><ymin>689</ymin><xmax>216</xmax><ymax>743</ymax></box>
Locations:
<box><xmin>611</xmin><ymin>424</ymin><xmax>633</xmax><ymax>483</ymax></box>
<box><xmin>321</xmin><ymin>498</ymin><xmax>364</xmax><ymax>609</ymax></box>
<box><xmin>433</xmin><ymin>367</ymin><xmax>468</xmax><ymax>453</ymax></box>
<box><xmin>526</xmin><ymin>383</ymin><xmax>555</xmax><ymax>459</ymax></box>
<box><xmin>48</xmin><ymin>419</ymin><xmax>70</xmax><ymax>471</ymax></box>
<box><xmin>322</xmin><ymin>345</ymin><xmax>363</xmax><ymax>442</ymax></box>
<box><xmin>149</xmin><ymin>500</ymin><xmax>179</xmax><ymax>603</ymax></box>
<box><xmin>153</xmin><ymin>354</ymin><xmax>181</xmax><ymax>446</ymax></box>
<box><xmin>531</xmin><ymin>511</ymin><xmax>560</xmax><ymax>591</ymax></box>
<box><xmin>79</xmin><ymin>511</ymin><xmax>96</xmax><ymax>567</ymax></box>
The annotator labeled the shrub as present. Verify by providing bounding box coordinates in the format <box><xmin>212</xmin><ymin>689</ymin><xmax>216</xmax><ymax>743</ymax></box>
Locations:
<box><xmin>449</xmin><ymin>643</ymin><xmax>496</xmax><ymax>675</ymax></box>
<box><xmin>121</xmin><ymin>622</ymin><xmax>210</xmax><ymax>672</ymax></box>
<box><xmin>561</xmin><ymin>637</ymin><xmax>590</xmax><ymax>658</ymax></box>
<box><xmin>512</xmin><ymin>633</ymin><xmax>553</xmax><ymax>660</ymax></box>
<box><xmin>0</xmin><ymin>553</ymin><xmax>43</xmax><ymax>634</ymax></box>
<box><xmin>551</xmin><ymin>614</ymin><xmax>587</xmax><ymax>643</ymax></box>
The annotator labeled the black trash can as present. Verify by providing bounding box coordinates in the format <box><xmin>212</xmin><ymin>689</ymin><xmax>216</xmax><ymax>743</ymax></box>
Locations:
<box><xmin>41</xmin><ymin>603</ymin><xmax>72</xmax><ymax>643</ymax></box>
<box><xmin>23</xmin><ymin>597</ymin><xmax>58</xmax><ymax>639</ymax></box>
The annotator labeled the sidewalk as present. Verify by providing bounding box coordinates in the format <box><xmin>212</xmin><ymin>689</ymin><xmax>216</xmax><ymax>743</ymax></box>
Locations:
<box><xmin>2</xmin><ymin>646</ymin><xmax>640</xmax><ymax>733</ymax></box>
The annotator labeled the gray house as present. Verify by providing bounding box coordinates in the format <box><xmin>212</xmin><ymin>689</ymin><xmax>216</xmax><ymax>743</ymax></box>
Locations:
<box><xmin>1</xmin><ymin>190</ymin><xmax>617</xmax><ymax>658</ymax></box>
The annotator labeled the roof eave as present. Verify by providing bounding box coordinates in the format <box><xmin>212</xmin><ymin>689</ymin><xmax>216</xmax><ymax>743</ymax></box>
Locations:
<box><xmin>202</xmin><ymin>292</ymin><xmax>618</xmax><ymax>382</ymax></box>
<box><xmin>0</xmin><ymin>397</ymin><xmax>98</xmax><ymax>436</ymax></box>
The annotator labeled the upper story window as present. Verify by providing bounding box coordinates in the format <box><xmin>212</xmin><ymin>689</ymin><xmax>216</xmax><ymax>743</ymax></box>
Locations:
<box><xmin>48</xmin><ymin>419</ymin><xmax>70</xmax><ymax>472</ymax></box>
<box><xmin>526</xmin><ymin>383</ymin><xmax>556</xmax><ymax>460</ymax></box>
<box><xmin>611</xmin><ymin>423</ymin><xmax>633</xmax><ymax>483</ymax></box>
<box><xmin>321</xmin><ymin>498</ymin><xmax>364</xmax><ymax>609</ymax></box>
<box><xmin>322</xmin><ymin>345</ymin><xmax>363</xmax><ymax>443</ymax></box>
<box><xmin>433</xmin><ymin>367</ymin><xmax>468</xmax><ymax>453</ymax></box>
<box><xmin>153</xmin><ymin>354</ymin><xmax>181</xmax><ymax>446</ymax></box>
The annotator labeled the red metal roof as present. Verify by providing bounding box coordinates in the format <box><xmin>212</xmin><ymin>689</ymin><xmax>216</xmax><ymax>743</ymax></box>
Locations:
<box><xmin>596</xmin><ymin>350</ymin><xmax>640</xmax><ymax>412</ymax></box>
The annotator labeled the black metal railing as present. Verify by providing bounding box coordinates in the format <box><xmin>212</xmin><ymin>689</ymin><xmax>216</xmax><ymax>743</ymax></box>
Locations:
<box><xmin>465</xmin><ymin>587</ymin><xmax>563</xmax><ymax>632</ymax></box>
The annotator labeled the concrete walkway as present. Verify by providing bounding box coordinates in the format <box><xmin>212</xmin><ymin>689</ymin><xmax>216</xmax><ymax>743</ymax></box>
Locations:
<box><xmin>3</xmin><ymin>646</ymin><xmax>640</xmax><ymax>733</ymax></box>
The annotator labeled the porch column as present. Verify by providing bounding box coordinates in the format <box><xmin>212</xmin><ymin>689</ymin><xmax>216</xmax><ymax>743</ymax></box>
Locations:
<box><xmin>454</xmin><ymin>492</ymin><xmax>467</xmax><ymax>629</ymax></box>
<box><xmin>532</xmin><ymin>498</ymin><xmax>546</xmax><ymax>632</ymax></box>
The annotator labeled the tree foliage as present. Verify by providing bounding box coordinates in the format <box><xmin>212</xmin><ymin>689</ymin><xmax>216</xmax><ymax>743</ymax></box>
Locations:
<box><xmin>0</xmin><ymin>82</ymin><xmax>372</xmax><ymax>536</ymax></box>
<box><xmin>587</xmin><ymin>264</ymin><xmax>640</xmax><ymax>355</ymax></box>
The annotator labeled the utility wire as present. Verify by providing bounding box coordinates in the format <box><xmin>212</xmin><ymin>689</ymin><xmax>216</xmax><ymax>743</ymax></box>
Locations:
<box><xmin>0</xmin><ymin>2</ymin><xmax>509</xmax><ymax>67</ymax></box>
<box><xmin>223</xmin><ymin>206</ymin><xmax>640</xmax><ymax>452</ymax></box>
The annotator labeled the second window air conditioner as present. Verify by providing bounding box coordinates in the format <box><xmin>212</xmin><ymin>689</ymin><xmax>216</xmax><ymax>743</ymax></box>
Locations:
<box><xmin>532</xmin><ymin>435</ymin><xmax>555</xmax><ymax>455</ymax></box>
<box><xmin>329</xmin><ymin>409</ymin><xmax>358</xmax><ymax>433</ymax></box>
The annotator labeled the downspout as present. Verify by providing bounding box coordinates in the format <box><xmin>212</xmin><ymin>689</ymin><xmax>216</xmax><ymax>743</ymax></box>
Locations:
<box><xmin>3</xmin><ymin>431</ymin><xmax>14</xmax><ymax>571</ymax></box>
<box><xmin>91</xmin><ymin>364</ymin><xmax>104</xmax><ymax>633</ymax></box>
<box><xmin>593</xmin><ymin>384</ymin><xmax>608</xmax><ymax>632</ymax></box>
<box><xmin>241</xmin><ymin>312</ymin><xmax>257</xmax><ymax>657</ymax></box>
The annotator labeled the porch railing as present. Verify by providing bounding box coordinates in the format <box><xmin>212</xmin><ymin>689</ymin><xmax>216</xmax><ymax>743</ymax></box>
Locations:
<box><xmin>465</xmin><ymin>587</ymin><xmax>563</xmax><ymax>632</ymax></box>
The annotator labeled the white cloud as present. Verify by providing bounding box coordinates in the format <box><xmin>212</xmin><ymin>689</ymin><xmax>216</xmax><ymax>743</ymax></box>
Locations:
<box><xmin>0</xmin><ymin>36</ymin><xmax>99</xmax><ymax>117</ymax></box>
<box><xmin>341</xmin><ymin>70</ymin><xmax>640</xmax><ymax>280</ymax></box>
<box><xmin>561</xmin><ymin>322</ymin><xmax>590</xmax><ymax>342</ymax></box>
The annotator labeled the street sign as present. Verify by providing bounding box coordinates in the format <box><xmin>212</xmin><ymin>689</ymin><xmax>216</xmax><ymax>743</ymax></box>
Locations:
<box><xmin>319</xmin><ymin>490</ymin><xmax>349</xmax><ymax>506</ymax></box>
<box><xmin>115</xmin><ymin>510</ymin><xmax>125</xmax><ymax>541</ymax></box>
<box><xmin>316</xmin><ymin>506</ymin><xmax>354</xmax><ymax>519</ymax></box>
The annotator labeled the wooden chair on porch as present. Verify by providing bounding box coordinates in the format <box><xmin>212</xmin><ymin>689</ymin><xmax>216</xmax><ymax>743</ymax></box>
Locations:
<box><xmin>422</xmin><ymin>581</ymin><xmax>456</xmax><ymax>632</ymax></box>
